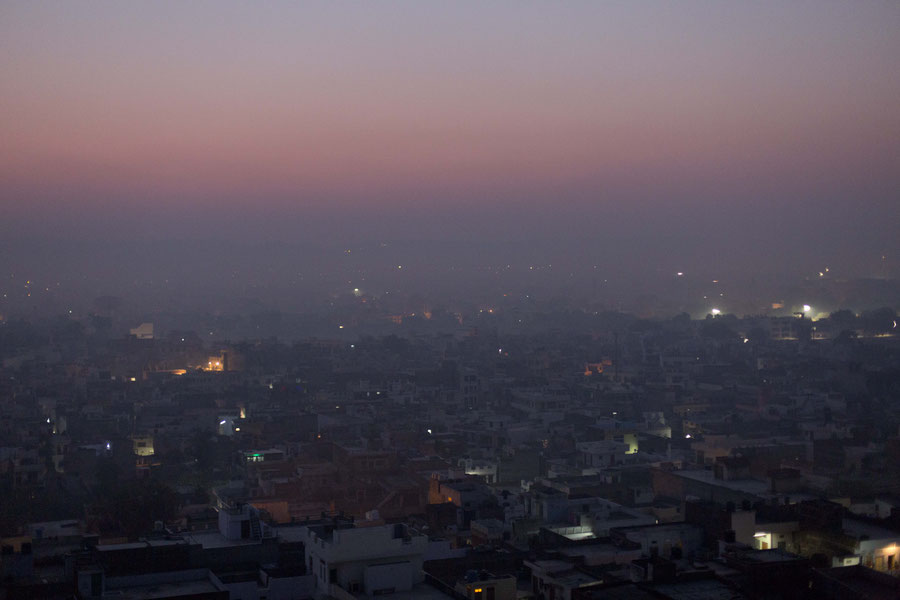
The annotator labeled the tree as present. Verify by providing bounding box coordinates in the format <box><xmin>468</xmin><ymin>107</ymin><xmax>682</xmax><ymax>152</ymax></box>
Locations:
<box><xmin>746</xmin><ymin>326</ymin><xmax>769</xmax><ymax>344</ymax></box>
<box><xmin>700</xmin><ymin>320</ymin><xmax>737</xmax><ymax>341</ymax></box>
<box><xmin>49</xmin><ymin>315</ymin><xmax>85</xmax><ymax>344</ymax></box>
<box><xmin>794</xmin><ymin>317</ymin><xmax>812</xmax><ymax>342</ymax></box>
<box><xmin>859</xmin><ymin>307</ymin><xmax>896</xmax><ymax>336</ymax></box>
<box><xmin>95</xmin><ymin>455</ymin><xmax>122</xmax><ymax>492</ymax></box>
<box><xmin>99</xmin><ymin>479</ymin><xmax>180</xmax><ymax>538</ymax></box>
<box><xmin>828</xmin><ymin>309</ymin><xmax>856</xmax><ymax>331</ymax></box>
<box><xmin>834</xmin><ymin>329</ymin><xmax>858</xmax><ymax>346</ymax></box>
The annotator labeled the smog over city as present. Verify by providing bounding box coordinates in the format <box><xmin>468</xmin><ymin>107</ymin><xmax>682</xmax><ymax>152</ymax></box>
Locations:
<box><xmin>1</xmin><ymin>3</ymin><xmax>899</xmax><ymax>599</ymax></box>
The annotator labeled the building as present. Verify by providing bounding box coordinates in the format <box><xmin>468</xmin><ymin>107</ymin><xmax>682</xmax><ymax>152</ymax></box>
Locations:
<box><xmin>302</xmin><ymin>520</ymin><xmax>429</xmax><ymax>598</ymax></box>
<box><xmin>454</xmin><ymin>570</ymin><xmax>517</xmax><ymax>600</ymax></box>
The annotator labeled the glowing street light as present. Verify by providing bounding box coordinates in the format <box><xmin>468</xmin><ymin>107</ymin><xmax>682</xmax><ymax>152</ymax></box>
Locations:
<box><xmin>711</xmin><ymin>308</ymin><xmax>721</xmax><ymax>316</ymax></box>
<box><xmin>802</xmin><ymin>304</ymin><xmax>812</xmax><ymax>313</ymax></box>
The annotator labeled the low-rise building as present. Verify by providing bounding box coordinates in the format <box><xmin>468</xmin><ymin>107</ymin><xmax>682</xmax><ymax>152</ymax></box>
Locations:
<box><xmin>302</xmin><ymin>520</ymin><xmax>429</xmax><ymax>598</ymax></box>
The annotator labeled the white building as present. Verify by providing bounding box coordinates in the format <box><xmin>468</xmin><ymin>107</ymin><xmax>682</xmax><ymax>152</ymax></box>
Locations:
<box><xmin>129</xmin><ymin>323</ymin><xmax>154</xmax><ymax>339</ymax></box>
<box><xmin>577</xmin><ymin>440</ymin><xmax>630</xmax><ymax>468</ymax></box>
<box><xmin>302</xmin><ymin>522</ymin><xmax>429</xmax><ymax>598</ymax></box>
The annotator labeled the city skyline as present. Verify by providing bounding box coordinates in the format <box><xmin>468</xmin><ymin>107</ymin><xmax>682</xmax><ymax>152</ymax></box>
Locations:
<box><xmin>2</xmin><ymin>5</ymin><xmax>900</xmax><ymax>597</ymax></box>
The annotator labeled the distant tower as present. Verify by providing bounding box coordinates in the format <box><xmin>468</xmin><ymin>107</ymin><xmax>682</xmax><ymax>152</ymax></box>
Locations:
<box><xmin>460</xmin><ymin>368</ymin><xmax>479</xmax><ymax>410</ymax></box>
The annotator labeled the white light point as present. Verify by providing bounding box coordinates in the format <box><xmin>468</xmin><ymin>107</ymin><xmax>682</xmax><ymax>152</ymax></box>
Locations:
<box><xmin>711</xmin><ymin>308</ymin><xmax>721</xmax><ymax>316</ymax></box>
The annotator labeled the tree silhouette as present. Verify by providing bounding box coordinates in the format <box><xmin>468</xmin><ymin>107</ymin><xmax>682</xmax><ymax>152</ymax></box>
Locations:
<box><xmin>100</xmin><ymin>479</ymin><xmax>180</xmax><ymax>538</ymax></box>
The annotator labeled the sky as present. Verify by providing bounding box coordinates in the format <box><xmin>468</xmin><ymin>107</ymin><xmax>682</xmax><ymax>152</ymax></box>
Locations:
<box><xmin>1</xmin><ymin>1</ymin><xmax>899</xmax><ymax>278</ymax></box>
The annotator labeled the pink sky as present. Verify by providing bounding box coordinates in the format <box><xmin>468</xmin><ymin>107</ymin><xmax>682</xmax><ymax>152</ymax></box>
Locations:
<box><xmin>1</xmin><ymin>1</ymin><xmax>898</xmax><ymax>255</ymax></box>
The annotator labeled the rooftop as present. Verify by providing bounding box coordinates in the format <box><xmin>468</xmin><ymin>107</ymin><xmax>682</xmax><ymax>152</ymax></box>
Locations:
<box><xmin>358</xmin><ymin>582</ymin><xmax>455</xmax><ymax>599</ymax></box>
<box><xmin>842</xmin><ymin>518</ymin><xmax>900</xmax><ymax>542</ymax></box>
<box><xmin>108</xmin><ymin>579</ymin><xmax>222</xmax><ymax>600</ymax></box>
<box><xmin>182</xmin><ymin>530</ymin><xmax>264</xmax><ymax>549</ymax></box>
<box><xmin>813</xmin><ymin>566</ymin><xmax>900</xmax><ymax>600</ymax></box>
<box><xmin>673</xmin><ymin>469</ymin><xmax>768</xmax><ymax>495</ymax></box>
<box><xmin>648</xmin><ymin>578</ymin><xmax>746</xmax><ymax>600</ymax></box>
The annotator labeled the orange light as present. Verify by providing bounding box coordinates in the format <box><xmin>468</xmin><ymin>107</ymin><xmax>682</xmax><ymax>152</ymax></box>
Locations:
<box><xmin>474</xmin><ymin>588</ymin><xmax>482</xmax><ymax>593</ymax></box>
